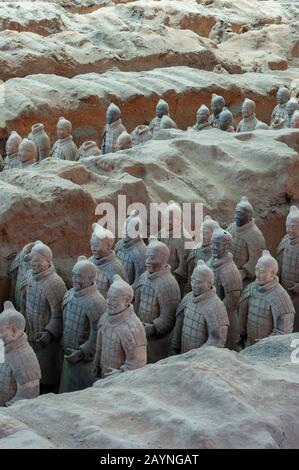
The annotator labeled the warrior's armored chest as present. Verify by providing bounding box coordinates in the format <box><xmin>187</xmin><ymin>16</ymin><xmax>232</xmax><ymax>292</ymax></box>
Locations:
<box><xmin>137</xmin><ymin>280</ymin><xmax>160</xmax><ymax>324</ymax></box>
<box><xmin>63</xmin><ymin>298</ymin><xmax>89</xmax><ymax>350</ymax></box>
<box><xmin>181</xmin><ymin>298</ymin><xmax>207</xmax><ymax>353</ymax></box>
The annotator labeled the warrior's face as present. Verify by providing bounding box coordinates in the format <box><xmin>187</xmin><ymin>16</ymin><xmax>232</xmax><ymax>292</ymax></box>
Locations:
<box><xmin>57</xmin><ymin>122</ymin><xmax>70</xmax><ymax>140</ymax></box>
<box><xmin>30</xmin><ymin>253</ymin><xmax>49</xmax><ymax>274</ymax></box>
<box><xmin>106</xmin><ymin>108</ymin><xmax>119</xmax><ymax>125</ymax></box>
<box><xmin>235</xmin><ymin>206</ymin><xmax>252</xmax><ymax>227</ymax></box>
<box><xmin>287</xmin><ymin>221</ymin><xmax>299</xmax><ymax>240</ymax></box>
<box><xmin>156</xmin><ymin>104</ymin><xmax>168</xmax><ymax>119</ymax></box>
<box><xmin>191</xmin><ymin>271</ymin><xmax>211</xmax><ymax>296</ymax></box>
<box><xmin>107</xmin><ymin>290</ymin><xmax>130</xmax><ymax>315</ymax></box>
<box><xmin>277</xmin><ymin>89</ymin><xmax>289</xmax><ymax>105</ymax></box>
<box><xmin>91</xmin><ymin>235</ymin><xmax>111</xmax><ymax>259</ymax></box>
<box><xmin>211</xmin><ymin>98</ymin><xmax>224</xmax><ymax>116</ymax></box>
<box><xmin>255</xmin><ymin>262</ymin><xmax>275</xmax><ymax>286</ymax></box>
<box><xmin>72</xmin><ymin>267</ymin><xmax>92</xmax><ymax>291</ymax></box>
<box><xmin>197</xmin><ymin>109</ymin><xmax>209</xmax><ymax>124</ymax></box>
<box><xmin>212</xmin><ymin>236</ymin><xmax>229</xmax><ymax>259</ymax></box>
<box><xmin>146</xmin><ymin>246</ymin><xmax>164</xmax><ymax>273</ymax></box>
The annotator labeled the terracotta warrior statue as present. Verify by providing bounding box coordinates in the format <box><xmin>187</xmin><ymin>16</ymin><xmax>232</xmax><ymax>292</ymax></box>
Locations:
<box><xmin>94</xmin><ymin>275</ymin><xmax>147</xmax><ymax>378</ymax></box>
<box><xmin>291</xmin><ymin>111</ymin><xmax>299</xmax><ymax>128</ymax></box>
<box><xmin>237</xmin><ymin>98</ymin><xmax>259</xmax><ymax>132</ymax></box>
<box><xmin>207</xmin><ymin>228</ymin><xmax>243</xmax><ymax>350</ymax></box>
<box><xmin>171</xmin><ymin>261</ymin><xmax>229</xmax><ymax>355</ymax></box>
<box><xmin>238</xmin><ymin>250</ymin><xmax>294</xmax><ymax>348</ymax></box>
<box><xmin>115</xmin><ymin>131</ymin><xmax>132</xmax><ymax>151</ymax></box>
<box><xmin>19</xmin><ymin>138</ymin><xmax>37</xmax><ymax>168</ymax></box>
<box><xmin>228</xmin><ymin>197</ymin><xmax>266</xmax><ymax>287</ymax></box>
<box><xmin>3</xmin><ymin>131</ymin><xmax>22</xmax><ymax>171</ymax></box>
<box><xmin>187</xmin><ymin>215</ymin><xmax>219</xmax><ymax>291</ymax></box>
<box><xmin>76</xmin><ymin>141</ymin><xmax>101</xmax><ymax>161</ymax></box>
<box><xmin>0</xmin><ymin>301</ymin><xmax>41</xmax><ymax>407</ymax></box>
<box><xmin>59</xmin><ymin>256</ymin><xmax>106</xmax><ymax>393</ymax></box>
<box><xmin>271</xmin><ymin>86</ymin><xmax>290</xmax><ymax>126</ymax></box>
<box><xmin>9</xmin><ymin>241</ymin><xmax>41</xmax><ymax>311</ymax></box>
<box><xmin>134</xmin><ymin>239</ymin><xmax>181</xmax><ymax>363</ymax></box>
<box><xmin>209</xmin><ymin>94</ymin><xmax>225</xmax><ymax>128</ymax></box>
<box><xmin>20</xmin><ymin>242</ymin><xmax>67</xmax><ymax>389</ymax></box>
<box><xmin>160</xmin><ymin>115</ymin><xmax>177</xmax><ymax>130</ymax></box>
<box><xmin>89</xmin><ymin>223</ymin><xmax>128</xmax><ymax>298</ymax></box>
<box><xmin>115</xmin><ymin>210</ymin><xmax>146</xmax><ymax>289</ymax></box>
<box><xmin>28</xmin><ymin>123</ymin><xmax>51</xmax><ymax>161</ymax></box>
<box><xmin>219</xmin><ymin>108</ymin><xmax>234</xmax><ymax>132</ymax></box>
<box><xmin>277</xmin><ymin>206</ymin><xmax>299</xmax><ymax>331</ymax></box>
<box><xmin>51</xmin><ymin>117</ymin><xmax>77</xmax><ymax>161</ymax></box>
<box><xmin>101</xmin><ymin>103</ymin><xmax>127</xmax><ymax>154</ymax></box>
<box><xmin>286</xmin><ymin>98</ymin><xmax>299</xmax><ymax>128</ymax></box>
<box><xmin>149</xmin><ymin>99</ymin><xmax>171</xmax><ymax>137</ymax></box>
<box><xmin>191</xmin><ymin>105</ymin><xmax>212</xmax><ymax>131</ymax></box>
<box><xmin>158</xmin><ymin>202</ymin><xmax>193</xmax><ymax>293</ymax></box>
<box><xmin>131</xmin><ymin>125</ymin><xmax>152</xmax><ymax>146</ymax></box>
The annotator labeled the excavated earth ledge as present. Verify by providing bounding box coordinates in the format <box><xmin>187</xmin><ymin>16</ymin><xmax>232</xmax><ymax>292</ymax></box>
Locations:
<box><xmin>1</xmin><ymin>67</ymin><xmax>299</xmax><ymax>149</ymax></box>
<box><xmin>0</xmin><ymin>333</ymin><xmax>299</xmax><ymax>449</ymax></box>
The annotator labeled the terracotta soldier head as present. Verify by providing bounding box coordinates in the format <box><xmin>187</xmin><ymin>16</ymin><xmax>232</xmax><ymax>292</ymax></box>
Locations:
<box><xmin>235</xmin><ymin>196</ymin><xmax>253</xmax><ymax>227</ymax></box>
<box><xmin>107</xmin><ymin>274</ymin><xmax>134</xmax><ymax>316</ymax></box>
<box><xmin>72</xmin><ymin>256</ymin><xmax>97</xmax><ymax>291</ymax></box>
<box><xmin>91</xmin><ymin>223</ymin><xmax>115</xmax><ymax>259</ymax></box>
<box><xmin>19</xmin><ymin>138</ymin><xmax>37</xmax><ymax>165</ymax></box>
<box><xmin>219</xmin><ymin>108</ymin><xmax>233</xmax><ymax>131</ymax></box>
<box><xmin>122</xmin><ymin>209</ymin><xmax>143</xmax><ymax>241</ymax></box>
<box><xmin>145</xmin><ymin>239</ymin><xmax>170</xmax><ymax>273</ymax></box>
<box><xmin>211</xmin><ymin>228</ymin><xmax>232</xmax><ymax>259</ymax></box>
<box><xmin>255</xmin><ymin>250</ymin><xmax>278</xmax><ymax>286</ymax></box>
<box><xmin>286</xmin><ymin>98</ymin><xmax>298</xmax><ymax>117</ymax></box>
<box><xmin>6</xmin><ymin>131</ymin><xmax>22</xmax><ymax>156</ymax></box>
<box><xmin>29</xmin><ymin>242</ymin><xmax>53</xmax><ymax>274</ymax></box>
<box><xmin>191</xmin><ymin>260</ymin><xmax>214</xmax><ymax>296</ymax></box>
<box><xmin>276</xmin><ymin>86</ymin><xmax>290</xmax><ymax>105</ymax></box>
<box><xmin>202</xmin><ymin>215</ymin><xmax>219</xmax><ymax>246</ymax></box>
<box><xmin>115</xmin><ymin>131</ymin><xmax>132</xmax><ymax>151</ymax></box>
<box><xmin>291</xmin><ymin>111</ymin><xmax>299</xmax><ymax>128</ymax></box>
<box><xmin>0</xmin><ymin>301</ymin><xmax>26</xmax><ymax>345</ymax></box>
<box><xmin>106</xmin><ymin>103</ymin><xmax>121</xmax><ymax>125</ymax></box>
<box><xmin>211</xmin><ymin>94</ymin><xmax>225</xmax><ymax>117</ymax></box>
<box><xmin>242</xmin><ymin>98</ymin><xmax>256</xmax><ymax>119</ymax></box>
<box><xmin>57</xmin><ymin>117</ymin><xmax>72</xmax><ymax>140</ymax></box>
<box><xmin>160</xmin><ymin>115</ymin><xmax>177</xmax><ymax>129</ymax></box>
<box><xmin>155</xmin><ymin>99</ymin><xmax>169</xmax><ymax>119</ymax></box>
<box><xmin>196</xmin><ymin>105</ymin><xmax>210</xmax><ymax>124</ymax></box>
<box><xmin>286</xmin><ymin>206</ymin><xmax>299</xmax><ymax>241</ymax></box>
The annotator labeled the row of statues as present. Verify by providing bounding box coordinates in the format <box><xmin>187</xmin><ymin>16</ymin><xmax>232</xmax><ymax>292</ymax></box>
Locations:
<box><xmin>1</xmin><ymin>199</ymin><xmax>299</xmax><ymax>406</ymax></box>
<box><xmin>2</xmin><ymin>87</ymin><xmax>298</xmax><ymax>171</ymax></box>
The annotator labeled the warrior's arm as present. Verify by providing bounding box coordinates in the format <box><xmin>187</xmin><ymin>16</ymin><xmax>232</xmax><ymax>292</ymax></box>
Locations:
<box><xmin>153</xmin><ymin>293</ymin><xmax>179</xmax><ymax>337</ymax></box>
<box><xmin>206</xmin><ymin>325</ymin><xmax>228</xmax><ymax>348</ymax></box>
<box><xmin>169</xmin><ymin>301</ymin><xmax>186</xmax><ymax>355</ymax></box>
<box><xmin>241</xmin><ymin>245</ymin><xmax>262</xmax><ymax>280</ymax></box>
<box><xmin>79</xmin><ymin>313</ymin><xmax>100</xmax><ymax>360</ymax></box>
<box><xmin>45</xmin><ymin>283</ymin><xmax>67</xmax><ymax>339</ymax></box>
<box><xmin>238</xmin><ymin>295</ymin><xmax>249</xmax><ymax>338</ymax></box>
